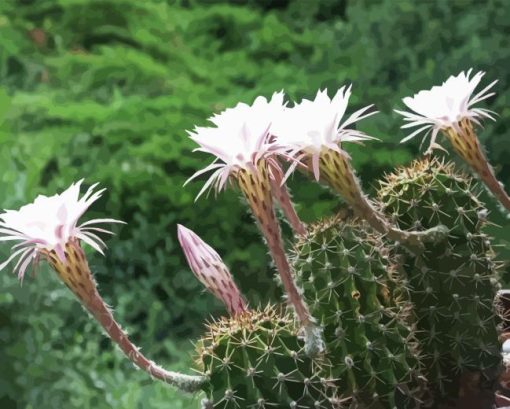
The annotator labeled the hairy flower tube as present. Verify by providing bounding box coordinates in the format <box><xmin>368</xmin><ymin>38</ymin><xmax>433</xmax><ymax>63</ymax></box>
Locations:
<box><xmin>177</xmin><ymin>224</ymin><xmax>248</xmax><ymax>316</ymax></box>
<box><xmin>186</xmin><ymin>92</ymin><xmax>323</xmax><ymax>356</ymax></box>
<box><xmin>0</xmin><ymin>181</ymin><xmax>205</xmax><ymax>392</ymax></box>
<box><xmin>396</xmin><ymin>69</ymin><xmax>510</xmax><ymax>212</ymax></box>
<box><xmin>268</xmin><ymin>160</ymin><xmax>307</xmax><ymax>236</ymax></box>
<box><xmin>274</xmin><ymin>87</ymin><xmax>447</xmax><ymax>249</ymax></box>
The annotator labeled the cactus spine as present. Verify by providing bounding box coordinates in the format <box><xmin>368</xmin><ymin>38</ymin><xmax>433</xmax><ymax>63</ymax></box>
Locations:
<box><xmin>292</xmin><ymin>212</ymin><xmax>424</xmax><ymax>408</ymax></box>
<box><xmin>378</xmin><ymin>158</ymin><xmax>503</xmax><ymax>408</ymax></box>
<box><xmin>196</xmin><ymin>305</ymin><xmax>335</xmax><ymax>408</ymax></box>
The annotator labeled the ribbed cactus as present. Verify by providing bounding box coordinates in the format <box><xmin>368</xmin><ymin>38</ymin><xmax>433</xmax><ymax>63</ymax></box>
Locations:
<box><xmin>195</xmin><ymin>305</ymin><xmax>336</xmax><ymax>409</ymax></box>
<box><xmin>291</xmin><ymin>212</ymin><xmax>424</xmax><ymax>409</ymax></box>
<box><xmin>378</xmin><ymin>158</ymin><xmax>503</xmax><ymax>408</ymax></box>
<box><xmin>1</xmin><ymin>79</ymin><xmax>508</xmax><ymax>409</ymax></box>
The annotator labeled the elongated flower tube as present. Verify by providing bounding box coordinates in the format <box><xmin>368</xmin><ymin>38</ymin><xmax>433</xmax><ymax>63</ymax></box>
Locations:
<box><xmin>274</xmin><ymin>87</ymin><xmax>447</xmax><ymax>249</ymax></box>
<box><xmin>186</xmin><ymin>93</ymin><xmax>323</xmax><ymax>356</ymax></box>
<box><xmin>396</xmin><ymin>69</ymin><xmax>510</xmax><ymax>212</ymax></box>
<box><xmin>177</xmin><ymin>224</ymin><xmax>247</xmax><ymax>316</ymax></box>
<box><xmin>0</xmin><ymin>181</ymin><xmax>205</xmax><ymax>393</ymax></box>
<box><xmin>268</xmin><ymin>160</ymin><xmax>307</xmax><ymax>236</ymax></box>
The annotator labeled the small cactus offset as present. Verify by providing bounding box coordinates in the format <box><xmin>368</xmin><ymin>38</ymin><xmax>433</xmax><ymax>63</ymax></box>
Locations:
<box><xmin>195</xmin><ymin>305</ymin><xmax>336</xmax><ymax>409</ymax></box>
<box><xmin>292</xmin><ymin>212</ymin><xmax>425</xmax><ymax>409</ymax></box>
<box><xmin>378</xmin><ymin>158</ymin><xmax>503</xmax><ymax>408</ymax></box>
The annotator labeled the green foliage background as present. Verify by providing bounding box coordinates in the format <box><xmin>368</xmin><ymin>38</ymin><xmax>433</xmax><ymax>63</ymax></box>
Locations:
<box><xmin>0</xmin><ymin>0</ymin><xmax>508</xmax><ymax>407</ymax></box>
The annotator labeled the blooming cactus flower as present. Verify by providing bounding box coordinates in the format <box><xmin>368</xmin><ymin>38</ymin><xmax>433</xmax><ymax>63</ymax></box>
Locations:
<box><xmin>186</xmin><ymin>92</ymin><xmax>305</xmax><ymax>235</ymax></box>
<box><xmin>396</xmin><ymin>69</ymin><xmax>496</xmax><ymax>152</ymax></box>
<box><xmin>273</xmin><ymin>86</ymin><xmax>378</xmax><ymax>181</ymax></box>
<box><xmin>274</xmin><ymin>87</ymin><xmax>444</xmax><ymax>248</ymax></box>
<box><xmin>0</xmin><ymin>181</ymin><xmax>204</xmax><ymax>392</ymax></box>
<box><xmin>396</xmin><ymin>69</ymin><xmax>510</xmax><ymax>212</ymax></box>
<box><xmin>0</xmin><ymin>180</ymin><xmax>122</xmax><ymax>281</ymax></box>
<box><xmin>185</xmin><ymin>92</ymin><xmax>290</xmax><ymax>199</ymax></box>
<box><xmin>177</xmin><ymin>224</ymin><xmax>247</xmax><ymax>316</ymax></box>
<box><xmin>186</xmin><ymin>93</ymin><xmax>322</xmax><ymax>355</ymax></box>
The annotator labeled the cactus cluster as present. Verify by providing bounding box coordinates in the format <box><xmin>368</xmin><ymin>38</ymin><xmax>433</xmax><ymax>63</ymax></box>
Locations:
<box><xmin>1</xmin><ymin>72</ymin><xmax>507</xmax><ymax>409</ymax></box>
<box><xmin>190</xmin><ymin>158</ymin><xmax>503</xmax><ymax>409</ymax></box>
<box><xmin>292</xmin><ymin>213</ymin><xmax>423</xmax><ymax>408</ymax></box>
<box><xmin>196</xmin><ymin>305</ymin><xmax>335</xmax><ymax>409</ymax></box>
<box><xmin>190</xmin><ymin>158</ymin><xmax>504</xmax><ymax>409</ymax></box>
<box><xmin>378</xmin><ymin>158</ymin><xmax>503</xmax><ymax>407</ymax></box>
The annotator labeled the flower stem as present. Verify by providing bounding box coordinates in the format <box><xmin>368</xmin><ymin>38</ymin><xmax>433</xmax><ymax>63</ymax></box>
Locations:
<box><xmin>269</xmin><ymin>163</ymin><xmax>307</xmax><ymax>236</ymax></box>
<box><xmin>317</xmin><ymin>149</ymin><xmax>448</xmax><ymax>249</ymax></box>
<box><xmin>446</xmin><ymin>119</ymin><xmax>510</xmax><ymax>212</ymax></box>
<box><xmin>237</xmin><ymin>162</ymin><xmax>324</xmax><ymax>356</ymax></box>
<box><xmin>47</xmin><ymin>239</ymin><xmax>206</xmax><ymax>393</ymax></box>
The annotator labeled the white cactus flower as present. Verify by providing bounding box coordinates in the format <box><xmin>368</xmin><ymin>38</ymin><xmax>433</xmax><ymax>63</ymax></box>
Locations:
<box><xmin>272</xmin><ymin>86</ymin><xmax>378</xmax><ymax>180</ymax></box>
<box><xmin>0</xmin><ymin>180</ymin><xmax>123</xmax><ymax>280</ymax></box>
<box><xmin>395</xmin><ymin>69</ymin><xmax>497</xmax><ymax>153</ymax></box>
<box><xmin>185</xmin><ymin>91</ymin><xmax>292</xmax><ymax>199</ymax></box>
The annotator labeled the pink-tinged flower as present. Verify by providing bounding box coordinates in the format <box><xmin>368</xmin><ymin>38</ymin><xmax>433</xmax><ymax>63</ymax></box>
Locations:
<box><xmin>397</xmin><ymin>70</ymin><xmax>510</xmax><ymax>212</ymax></box>
<box><xmin>273</xmin><ymin>86</ymin><xmax>378</xmax><ymax>181</ymax></box>
<box><xmin>177</xmin><ymin>224</ymin><xmax>247</xmax><ymax>316</ymax></box>
<box><xmin>273</xmin><ymin>87</ymin><xmax>446</xmax><ymax>248</ymax></box>
<box><xmin>184</xmin><ymin>92</ymin><xmax>292</xmax><ymax>199</ymax></box>
<box><xmin>186</xmin><ymin>92</ymin><xmax>306</xmax><ymax>235</ymax></box>
<box><xmin>185</xmin><ymin>93</ymin><xmax>322</xmax><ymax>355</ymax></box>
<box><xmin>0</xmin><ymin>180</ymin><xmax>124</xmax><ymax>280</ymax></box>
<box><xmin>396</xmin><ymin>69</ymin><xmax>497</xmax><ymax>154</ymax></box>
<box><xmin>0</xmin><ymin>182</ymin><xmax>205</xmax><ymax>392</ymax></box>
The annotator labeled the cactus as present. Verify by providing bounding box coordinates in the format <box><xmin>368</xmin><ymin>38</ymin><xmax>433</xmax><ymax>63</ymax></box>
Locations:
<box><xmin>1</xmin><ymin>83</ymin><xmax>508</xmax><ymax>409</ymax></box>
<box><xmin>291</xmin><ymin>212</ymin><xmax>425</xmax><ymax>409</ymax></box>
<box><xmin>195</xmin><ymin>305</ymin><xmax>336</xmax><ymax>409</ymax></box>
<box><xmin>378</xmin><ymin>158</ymin><xmax>503</xmax><ymax>408</ymax></box>
<box><xmin>186</xmin><ymin>93</ymin><xmax>322</xmax><ymax>355</ymax></box>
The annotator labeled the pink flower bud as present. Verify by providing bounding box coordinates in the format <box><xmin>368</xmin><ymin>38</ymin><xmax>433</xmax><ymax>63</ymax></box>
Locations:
<box><xmin>177</xmin><ymin>225</ymin><xmax>247</xmax><ymax>316</ymax></box>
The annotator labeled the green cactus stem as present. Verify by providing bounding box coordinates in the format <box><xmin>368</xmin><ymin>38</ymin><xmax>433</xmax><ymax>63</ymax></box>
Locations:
<box><xmin>292</xmin><ymin>213</ymin><xmax>425</xmax><ymax>409</ymax></box>
<box><xmin>195</xmin><ymin>305</ymin><xmax>336</xmax><ymax>408</ymax></box>
<box><xmin>378</xmin><ymin>158</ymin><xmax>503</xmax><ymax>408</ymax></box>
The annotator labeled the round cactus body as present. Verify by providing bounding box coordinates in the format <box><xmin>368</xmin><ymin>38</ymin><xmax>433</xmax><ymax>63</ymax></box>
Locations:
<box><xmin>378</xmin><ymin>158</ymin><xmax>503</xmax><ymax>408</ymax></box>
<box><xmin>195</xmin><ymin>305</ymin><xmax>336</xmax><ymax>409</ymax></box>
<box><xmin>292</xmin><ymin>213</ymin><xmax>424</xmax><ymax>409</ymax></box>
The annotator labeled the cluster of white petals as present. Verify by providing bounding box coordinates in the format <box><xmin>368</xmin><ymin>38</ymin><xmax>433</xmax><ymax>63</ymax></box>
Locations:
<box><xmin>272</xmin><ymin>86</ymin><xmax>378</xmax><ymax>180</ymax></box>
<box><xmin>0</xmin><ymin>180</ymin><xmax>123</xmax><ymax>280</ymax></box>
<box><xmin>185</xmin><ymin>92</ymin><xmax>291</xmax><ymax>199</ymax></box>
<box><xmin>396</xmin><ymin>69</ymin><xmax>497</xmax><ymax>152</ymax></box>
<box><xmin>187</xmin><ymin>86</ymin><xmax>378</xmax><ymax>192</ymax></box>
